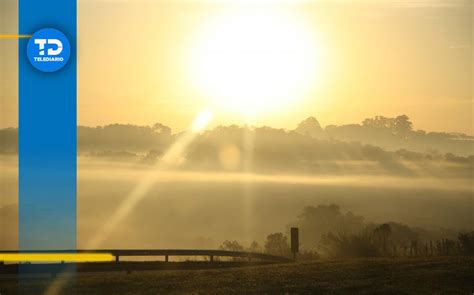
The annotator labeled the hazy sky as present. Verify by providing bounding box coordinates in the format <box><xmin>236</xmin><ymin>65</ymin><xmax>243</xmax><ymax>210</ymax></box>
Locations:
<box><xmin>1</xmin><ymin>0</ymin><xmax>472</xmax><ymax>133</ymax></box>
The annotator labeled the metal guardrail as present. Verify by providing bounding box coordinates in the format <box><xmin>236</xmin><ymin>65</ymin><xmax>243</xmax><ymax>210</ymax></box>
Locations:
<box><xmin>0</xmin><ymin>249</ymin><xmax>293</xmax><ymax>263</ymax></box>
<box><xmin>0</xmin><ymin>249</ymin><xmax>292</xmax><ymax>275</ymax></box>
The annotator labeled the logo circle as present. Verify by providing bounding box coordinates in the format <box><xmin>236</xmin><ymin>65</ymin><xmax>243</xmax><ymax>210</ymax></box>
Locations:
<box><xmin>27</xmin><ymin>28</ymin><xmax>71</xmax><ymax>72</ymax></box>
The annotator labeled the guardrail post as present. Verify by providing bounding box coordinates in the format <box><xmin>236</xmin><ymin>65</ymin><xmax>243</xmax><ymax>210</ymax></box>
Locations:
<box><xmin>210</xmin><ymin>255</ymin><xmax>214</xmax><ymax>262</ymax></box>
<box><xmin>165</xmin><ymin>255</ymin><xmax>169</xmax><ymax>262</ymax></box>
<box><xmin>115</xmin><ymin>255</ymin><xmax>119</xmax><ymax>263</ymax></box>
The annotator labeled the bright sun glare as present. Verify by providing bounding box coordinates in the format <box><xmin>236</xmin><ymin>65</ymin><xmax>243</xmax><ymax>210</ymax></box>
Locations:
<box><xmin>190</xmin><ymin>10</ymin><xmax>324</xmax><ymax>118</ymax></box>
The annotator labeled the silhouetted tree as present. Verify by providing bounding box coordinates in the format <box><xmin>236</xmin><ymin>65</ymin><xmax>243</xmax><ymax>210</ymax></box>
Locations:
<box><xmin>393</xmin><ymin>115</ymin><xmax>413</xmax><ymax>136</ymax></box>
<box><xmin>319</xmin><ymin>231</ymin><xmax>379</xmax><ymax>258</ymax></box>
<box><xmin>264</xmin><ymin>233</ymin><xmax>291</xmax><ymax>257</ymax></box>
<box><xmin>219</xmin><ymin>240</ymin><xmax>244</xmax><ymax>252</ymax></box>
<box><xmin>362</xmin><ymin>116</ymin><xmax>393</xmax><ymax>130</ymax></box>
<box><xmin>458</xmin><ymin>231</ymin><xmax>474</xmax><ymax>255</ymax></box>
<box><xmin>374</xmin><ymin>223</ymin><xmax>391</xmax><ymax>252</ymax></box>
<box><xmin>152</xmin><ymin>123</ymin><xmax>172</xmax><ymax>136</ymax></box>
<box><xmin>295</xmin><ymin>117</ymin><xmax>324</xmax><ymax>138</ymax></box>
<box><xmin>247</xmin><ymin>241</ymin><xmax>262</xmax><ymax>253</ymax></box>
<box><xmin>297</xmin><ymin>204</ymin><xmax>365</xmax><ymax>247</ymax></box>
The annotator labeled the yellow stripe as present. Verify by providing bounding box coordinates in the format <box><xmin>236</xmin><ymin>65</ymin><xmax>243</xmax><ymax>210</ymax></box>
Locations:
<box><xmin>0</xmin><ymin>253</ymin><xmax>114</xmax><ymax>262</ymax></box>
<box><xmin>0</xmin><ymin>34</ymin><xmax>32</xmax><ymax>39</ymax></box>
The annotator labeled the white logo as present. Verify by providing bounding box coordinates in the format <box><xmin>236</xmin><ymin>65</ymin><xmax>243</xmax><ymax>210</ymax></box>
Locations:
<box><xmin>34</xmin><ymin>39</ymin><xmax>63</xmax><ymax>56</ymax></box>
<box><xmin>28</xmin><ymin>28</ymin><xmax>71</xmax><ymax>72</ymax></box>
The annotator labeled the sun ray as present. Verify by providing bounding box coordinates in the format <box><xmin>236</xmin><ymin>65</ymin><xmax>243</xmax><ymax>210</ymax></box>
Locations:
<box><xmin>44</xmin><ymin>109</ymin><xmax>213</xmax><ymax>295</ymax></box>
<box><xmin>85</xmin><ymin>109</ymin><xmax>213</xmax><ymax>249</ymax></box>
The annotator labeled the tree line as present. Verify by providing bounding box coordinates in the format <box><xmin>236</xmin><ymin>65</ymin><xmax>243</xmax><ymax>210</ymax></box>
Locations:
<box><xmin>218</xmin><ymin>204</ymin><xmax>474</xmax><ymax>260</ymax></box>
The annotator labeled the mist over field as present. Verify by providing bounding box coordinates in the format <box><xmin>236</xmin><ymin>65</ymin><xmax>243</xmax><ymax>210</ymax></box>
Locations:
<box><xmin>1</xmin><ymin>115</ymin><xmax>473</xmax><ymax>251</ymax></box>
<box><xmin>1</xmin><ymin>2</ymin><xmax>473</xmax><ymax>292</ymax></box>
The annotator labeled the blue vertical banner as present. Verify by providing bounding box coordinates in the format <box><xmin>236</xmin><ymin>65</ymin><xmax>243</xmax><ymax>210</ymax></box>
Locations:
<box><xmin>19</xmin><ymin>0</ymin><xmax>77</xmax><ymax>250</ymax></box>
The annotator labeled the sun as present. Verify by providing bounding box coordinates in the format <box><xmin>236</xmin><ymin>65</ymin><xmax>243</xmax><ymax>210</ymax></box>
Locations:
<box><xmin>189</xmin><ymin>9</ymin><xmax>324</xmax><ymax>118</ymax></box>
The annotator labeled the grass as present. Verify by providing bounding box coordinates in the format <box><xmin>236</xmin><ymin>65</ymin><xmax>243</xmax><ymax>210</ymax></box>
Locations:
<box><xmin>1</xmin><ymin>256</ymin><xmax>473</xmax><ymax>294</ymax></box>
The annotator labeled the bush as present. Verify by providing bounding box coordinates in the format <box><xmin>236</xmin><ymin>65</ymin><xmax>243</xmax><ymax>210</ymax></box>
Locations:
<box><xmin>264</xmin><ymin>233</ymin><xmax>292</xmax><ymax>258</ymax></box>
<box><xmin>458</xmin><ymin>231</ymin><xmax>474</xmax><ymax>255</ymax></box>
<box><xmin>319</xmin><ymin>231</ymin><xmax>379</xmax><ymax>258</ymax></box>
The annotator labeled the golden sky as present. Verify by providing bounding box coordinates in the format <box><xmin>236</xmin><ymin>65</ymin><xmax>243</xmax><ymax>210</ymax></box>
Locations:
<box><xmin>1</xmin><ymin>0</ymin><xmax>472</xmax><ymax>133</ymax></box>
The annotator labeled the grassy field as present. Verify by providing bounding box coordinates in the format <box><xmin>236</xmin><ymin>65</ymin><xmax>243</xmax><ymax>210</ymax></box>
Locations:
<box><xmin>1</xmin><ymin>256</ymin><xmax>473</xmax><ymax>294</ymax></box>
